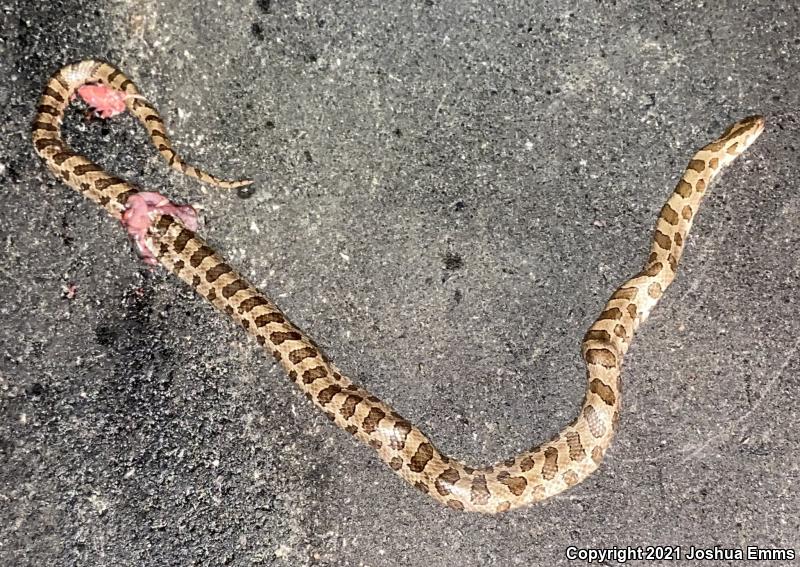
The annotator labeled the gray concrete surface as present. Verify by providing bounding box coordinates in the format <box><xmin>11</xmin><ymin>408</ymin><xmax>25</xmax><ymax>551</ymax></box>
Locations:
<box><xmin>2</xmin><ymin>1</ymin><xmax>798</xmax><ymax>565</ymax></box>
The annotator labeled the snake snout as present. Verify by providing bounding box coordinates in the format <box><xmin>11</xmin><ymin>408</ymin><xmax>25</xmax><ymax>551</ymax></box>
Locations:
<box><xmin>741</xmin><ymin>114</ymin><xmax>766</xmax><ymax>139</ymax></box>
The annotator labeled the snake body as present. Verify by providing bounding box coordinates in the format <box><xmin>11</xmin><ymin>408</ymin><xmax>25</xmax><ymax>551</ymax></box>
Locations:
<box><xmin>32</xmin><ymin>60</ymin><xmax>764</xmax><ymax>513</ymax></box>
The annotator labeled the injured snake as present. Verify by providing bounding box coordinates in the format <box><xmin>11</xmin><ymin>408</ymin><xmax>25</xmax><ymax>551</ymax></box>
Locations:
<box><xmin>32</xmin><ymin>60</ymin><xmax>764</xmax><ymax>513</ymax></box>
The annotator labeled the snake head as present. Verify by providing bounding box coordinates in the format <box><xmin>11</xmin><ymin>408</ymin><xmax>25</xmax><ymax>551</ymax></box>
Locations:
<box><xmin>725</xmin><ymin>115</ymin><xmax>766</xmax><ymax>149</ymax></box>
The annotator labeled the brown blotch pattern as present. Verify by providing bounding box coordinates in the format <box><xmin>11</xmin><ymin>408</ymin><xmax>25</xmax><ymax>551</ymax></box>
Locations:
<box><xmin>519</xmin><ymin>455</ymin><xmax>536</xmax><ymax>472</ymax></box>
<box><xmin>172</xmin><ymin>229</ymin><xmax>193</xmax><ymax>253</ymax></box>
<box><xmin>255</xmin><ymin>312</ymin><xmax>285</xmax><ymax>327</ymax></box>
<box><xmin>470</xmin><ymin>475</ymin><xmax>491</xmax><ymax>505</ymax></box>
<box><xmin>33</xmin><ymin>134</ymin><xmax>61</xmax><ymax>152</ymax></box>
<box><xmin>44</xmin><ymin>86</ymin><xmax>65</xmax><ymax>102</ymax></box>
<box><xmin>152</xmin><ymin>215</ymin><xmax>175</xmax><ymax>233</ymax></box>
<box><xmin>447</xmin><ymin>500</ymin><xmax>465</xmax><ymax>511</ymax></box>
<box><xmin>566</xmin><ymin>431</ymin><xmax>585</xmax><ymax>461</ymax></box>
<box><xmin>654</xmin><ymin>230</ymin><xmax>672</xmax><ymax>251</ymax></box>
<box><xmin>340</xmin><ymin>394</ymin><xmax>363</xmax><ymax>420</ymax></box>
<box><xmin>584</xmin><ymin>329</ymin><xmax>610</xmax><ymax>343</ymax></box>
<box><xmin>32</xmin><ymin>120</ymin><xmax>59</xmax><ymax>132</ymax></box>
<box><xmin>36</xmin><ymin>104</ymin><xmax>60</xmax><ymax>117</ymax></box>
<box><xmin>409</xmin><ymin>442</ymin><xmax>434</xmax><ymax>473</ymax></box>
<box><xmin>500</xmin><ymin>475</ymin><xmax>528</xmax><ymax>497</ymax></box>
<box><xmin>270</xmin><ymin>330</ymin><xmax>301</xmax><ymax>344</ymax></box>
<box><xmin>643</xmin><ymin>262</ymin><xmax>663</xmax><ymax>277</ymax></box>
<box><xmin>542</xmin><ymin>447</ymin><xmax>559</xmax><ymax>480</ymax></box>
<box><xmin>361</xmin><ymin>407</ymin><xmax>386</xmax><ymax>434</ymax></box>
<box><xmin>585</xmin><ymin>348</ymin><xmax>616</xmax><ymax>369</ymax></box>
<box><xmin>94</xmin><ymin>176</ymin><xmax>127</xmax><ymax>191</ymax></box>
<box><xmin>598</xmin><ymin>307</ymin><xmax>622</xmax><ymax>321</ymax></box>
<box><xmin>189</xmin><ymin>245</ymin><xmax>215</xmax><ymax>267</ymax></box>
<box><xmin>302</xmin><ymin>366</ymin><xmax>328</xmax><ymax>384</ymax></box>
<box><xmin>105</xmin><ymin>67</ymin><xmax>122</xmax><ymax>83</ymax></box>
<box><xmin>388</xmin><ymin>420</ymin><xmax>413</xmax><ymax>450</ymax></box>
<box><xmin>206</xmin><ymin>263</ymin><xmax>232</xmax><ymax>283</ymax></box>
<box><xmin>222</xmin><ymin>279</ymin><xmax>248</xmax><ymax>298</ymax></box>
<box><xmin>660</xmin><ymin>204</ymin><xmax>679</xmax><ymax>225</ymax></box>
<box><xmin>51</xmin><ymin>152</ymin><xmax>73</xmax><ymax>165</ymax></box>
<box><xmin>612</xmin><ymin>287</ymin><xmax>638</xmax><ymax>300</ymax></box>
<box><xmin>676</xmin><ymin>180</ymin><xmax>693</xmax><ymax>198</ymax></box>
<box><xmin>34</xmin><ymin>138</ymin><xmax>61</xmax><ymax>152</ymax></box>
<box><xmin>289</xmin><ymin>346</ymin><xmax>318</xmax><ymax>364</ymax></box>
<box><xmin>590</xmin><ymin>378</ymin><xmax>617</xmax><ymax>406</ymax></box>
<box><xmin>72</xmin><ymin>163</ymin><xmax>105</xmax><ymax>176</ymax></box>
<box><xmin>435</xmin><ymin>468</ymin><xmax>461</xmax><ymax>496</ymax></box>
<box><xmin>667</xmin><ymin>254</ymin><xmax>678</xmax><ymax>272</ymax></box>
<box><xmin>316</xmin><ymin>384</ymin><xmax>342</xmax><ymax>406</ymax></box>
<box><xmin>688</xmin><ymin>159</ymin><xmax>705</xmax><ymax>173</ymax></box>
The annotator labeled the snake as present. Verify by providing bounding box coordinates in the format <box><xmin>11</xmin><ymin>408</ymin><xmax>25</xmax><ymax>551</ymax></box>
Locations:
<box><xmin>32</xmin><ymin>60</ymin><xmax>765</xmax><ymax>514</ymax></box>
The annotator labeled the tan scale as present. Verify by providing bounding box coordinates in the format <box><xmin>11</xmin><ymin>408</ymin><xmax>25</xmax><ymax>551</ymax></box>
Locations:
<box><xmin>32</xmin><ymin>60</ymin><xmax>765</xmax><ymax>513</ymax></box>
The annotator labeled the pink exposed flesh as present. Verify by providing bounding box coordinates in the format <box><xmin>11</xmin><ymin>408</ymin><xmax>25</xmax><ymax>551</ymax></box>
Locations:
<box><xmin>76</xmin><ymin>84</ymin><xmax>128</xmax><ymax>118</ymax></box>
<box><xmin>73</xmin><ymin>87</ymin><xmax>198</xmax><ymax>266</ymax></box>
<box><xmin>121</xmin><ymin>192</ymin><xmax>199</xmax><ymax>265</ymax></box>
<box><xmin>63</xmin><ymin>283</ymin><xmax>78</xmax><ymax>300</ymax></box>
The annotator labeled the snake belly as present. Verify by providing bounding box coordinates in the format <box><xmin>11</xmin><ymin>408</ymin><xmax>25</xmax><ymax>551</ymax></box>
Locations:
<box><xmin>32</xmin><ymin>59</ymin><xmax>765</xmax><ymax>514</ymax></box>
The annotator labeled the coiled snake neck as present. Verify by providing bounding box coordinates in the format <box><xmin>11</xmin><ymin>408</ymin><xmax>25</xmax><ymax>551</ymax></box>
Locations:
<box><xmin>32</xmin><ymin>60</ymin><xmax>765</xmax><ymax>513</ymax></box>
